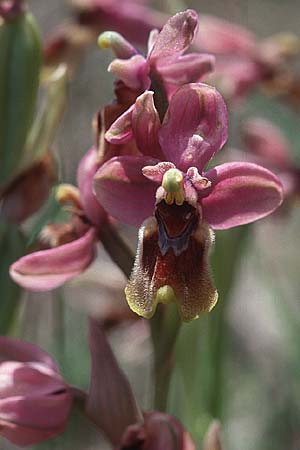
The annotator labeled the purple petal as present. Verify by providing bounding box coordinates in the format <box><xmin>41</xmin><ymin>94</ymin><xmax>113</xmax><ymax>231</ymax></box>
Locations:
<box><xmin>0</xmin><ymin>421</ymin><xmax>65</xmax><ymax>447</ymax></box>
<box><xmin>159</xmin><ymin>83</ymin><xmax>228</xmax><ymax>172</ymax></box>
<box><xmin>131</xmin><ymin>91</ymin><xmax>163</xmax><ymax>158</ymax></box>
<box><xmin>77</xmin><ymin>147</ymin><xmax>106</xmax><ymax>226</ymax></box>
<box><xmin>77</xmin><ymin>0</ymin><xmax>167</xmax><ymax>47</ymax></box>
<box><xmin>93</xmin><ymin>156</ymin><xmax>158</xmax><ymax>226</ymax></box>
<box><xmin>85</xmin><ymin>319</ymin><xmax>141</xmax><ymax>445</ymax></box>
<box><xmin>105</xmin><ymin>105</ymin><xmax>135</xmax><ymax>144</ymax></box>
<box><xmin>108</xmin><ymin>55</ymin><xmax>150</xmax><ymax>90</ymax></box>
<box><xmin>142</xmin><ymin>161</ymin><xmax>176</xmax><ymax>183</ymax></box>
<box><xmin>0</xmin><ymin>392</ymin><xmax>72</xmax><ymax>429</ymax></box>
<box><xmin>10</xmin><ymin>228</ymin><xmax>96</xmax><ymax>291</ymax></box>
<box><xmin>0</xmin><ymin>337</ymin><xmax>57</xmax><ymax>370</ymax></box>
<box><xmin>158</xmin><ymin>53</ymin><xmax>215</xmax><ymax>85</ymax></box>
<box><xmin>149</xmin><ymin>9</ymin><xmax>198</xmax><ymax>61</ymax></box>
<box><xmin>147</xmin><ymin>29</ymin><xmax>159</xmax><ymax>54</ymax></box>
<box><xmin>202</xmin><ymin>162</ymin><xmax>283</xmax><ymax>229</ymax></box>
<box><xmin>0</xmin><ymin>361</ymin><xmax>64</xmax><ymax>398</ymax></box>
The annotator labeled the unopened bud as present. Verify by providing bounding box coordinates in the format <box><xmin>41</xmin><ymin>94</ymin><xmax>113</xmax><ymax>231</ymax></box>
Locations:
<box><xmin>98</xmin><ymin>31</ymin><xmax>137</xmax><ymax>58</ymax></box>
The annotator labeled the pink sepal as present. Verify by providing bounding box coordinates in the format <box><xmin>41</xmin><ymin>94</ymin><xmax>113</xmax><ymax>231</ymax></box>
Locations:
<box><xmin>202</xmin><ymin>162</ymin><xmax>283</xmax><ymax>229</ymax></box>
<box><xmin>93</xmin><ymin>155</ymin><xmax>158</xmax><ymax>226</ymax></box>
<box><xmin>159</xmin><ymin>83</ymin><xmax>228</xmax><ymax>172</ymax></box>
<box><xmin>10</xmin><ymin>228</ymin><xmax>96</xmax><ymax>291</ymax></box>
<box><xmin>77</xmin><ymin>147</ymin><xmax>106</xmax><ymax>226</ymax></box>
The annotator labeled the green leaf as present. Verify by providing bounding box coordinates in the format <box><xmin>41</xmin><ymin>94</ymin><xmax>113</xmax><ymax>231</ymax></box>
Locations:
<box><xmin>0</xmin><ymin>222</ymin><xmax>26</xmax><ymax>334</ymax></box>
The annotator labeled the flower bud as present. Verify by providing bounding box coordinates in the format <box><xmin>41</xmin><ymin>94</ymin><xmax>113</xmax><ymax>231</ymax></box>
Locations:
<box><xmin>117</xmin><ymin>412</ymin><xmax>196</xmax><ymax>450</ymax></box>
<box><xmin>98</xmin><ymin>31</ymin><xmax>137</xmax><ymax>58</ymax></box>
<box><xmin>0</xmin><ymin>337</ymin><xmax>73</xmax><ymax>447</ymax></box>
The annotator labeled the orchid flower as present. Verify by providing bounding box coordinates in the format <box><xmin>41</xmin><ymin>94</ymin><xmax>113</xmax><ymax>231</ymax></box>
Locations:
<box><xmin>98</xmin><ymin>10</ymin><xmax>214</xmax><ymax>98</ymax></box>
<box><xmin>44</xmin><ymin>0</ymin><xmax>167</xmax><ymax>70</ymax></box>
<box><xmin>74</xmin><ymin>0</ymin><xmax>167</xmax><ymax>45</ymax></box>
<box><xmin>10</xmin><ymin>148</ymin><xmax>105</xmax><ymax>291</ymax></box>
<box><xmin>94</xmin><ymin>83</ymin><xmax>283</xmax><ymax>321</ymax></box>
<box><xmin>117</xmin><ymin>411</ymin><xmax>196</xmax><ymax>450</ymax></box>
<box><xmin>242</xmin><ymin>117</ymin><xmax>299</xmax><ymax>199</ymax></box>
<box><xmin>194</xmin><ymin>15</ymin><xmax>300</xmax><ymax>101</ymax></box>
<box><xmin>0</xmin><ymin>337</ymin><xmax>73</xmax><ymax>446</ymax></box>
<box><xmin>86</xmin><ymin>318</ymin><xmax>196</xmax><ymax>449</ymax></box>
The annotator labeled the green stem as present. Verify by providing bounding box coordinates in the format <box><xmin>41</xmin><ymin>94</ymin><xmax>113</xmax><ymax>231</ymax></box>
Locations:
<box><xmin>150</xmin><ymin>304</ymin><xmax>181</xmax><ymax>411</ymax></box>
<box><xmin>208</xmin><ymin>225</ymin><xmax>251</xmax><ymax>418</ymax></box>
<box><xmin>52</xmin><ymin>288</ymin><xmax>66</xmax><ymax>367</ymax></box>
<box><xmin>98</xmin><ymin>221</ymin><xmax>134</xmax><ymax>279</ymax></box>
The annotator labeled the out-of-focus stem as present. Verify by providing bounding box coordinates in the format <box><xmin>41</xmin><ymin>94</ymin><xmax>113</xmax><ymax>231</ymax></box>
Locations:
<box><xmin>52</xmin><ymin>288</ymin><xmax>66</xmax><ymax>367</ymax></box>
<box><xmin>209</xmin><ymin>225</ymin><xmax>250</xmax><ymax>418</ymax></box>
<box><xmin>151</xmin><ymin>304</ymin><xmax>181</xmax><ymax>411</ymax></box>
<box><xmin>98</xmin><ymin>221</ymin><xmax>134</xmax><ymax>279</ymax></box>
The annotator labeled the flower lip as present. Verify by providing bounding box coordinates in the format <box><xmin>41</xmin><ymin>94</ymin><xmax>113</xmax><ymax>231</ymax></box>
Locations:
<box><xmin>155</xmin><ymin>200</ymin><xmax>199</xmax><ymax>256</ymax></box>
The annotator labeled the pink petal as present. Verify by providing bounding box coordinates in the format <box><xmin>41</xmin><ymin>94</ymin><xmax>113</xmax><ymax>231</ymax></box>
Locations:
<box><xmin>159</xmin><ymin>83</ymin><xmax>228</xmax><ymax>172</ymax></box>
<box><xmin>131</xmin><ymin>91</ymin><xmax>163</xmax><ymax>158</ymax></box>
<box><xmin>77</xmin><ymin>147</ymin><xmax>106</xmax><ymax>226</ymax></box>
<box><xmin>147</xmin><ymin>29</ymin><xmax>159</xmax><ymax>54</ymax></box>
<box><xmin>0</xmin><ymin>337</ymin><xmax>57</xmax><ymax>370</ymax></box>
<box><xmin>242</xmin><ymin>118</ymin><xmax>291</xmax><ymax>170</ymax></box>
<box><xmin>10</xmin><ymin>228</ymin><xmax>96</xmax><ymax>291</ymax></box>
<box><xmin>105</xmin><ymin>104</ymin><xmax>135</xmax><ymax>144</ymax></box>
<box><xmin>0</xmin><ymin>393</ymin><xmax>72</xmax><ymax>429</ymax></box>
<box><xmin>93</xmin><ymin>156</ymin><xmax>158</xmax><ymax>227</ymax></box>
<box><xmin>108</xmin><ymin>54</ymin><xmax>150</xmax><ymax>90</ymax></box>
<box><xmin>195</xmin><ymin>14</ymin><xmax>257</xmax><ymax>57</ymax></box>
<box><xmin>202</xmin><ymin>162</ymin><xmax>283</xmax><ymax>229</ymax></box>
<box><xmin>0</xmin><ymin>420</ymin><xmax>65</xmax><ymax>447</ymax></box>
<box><xmin>149</xmin><ymin>9</ymin><xmax>198</xmax><ymax>61</ymax></box>
<box><xmin>78</xmin><ymin>0</ymin><xmax>167</xmax><ymax>47</ymax></box>
<box><xmin>142</xmin><ymin>161</ymin><xmax>175</xmax><ymax>183</ymax></box>
<box><xmin>86</xmin><ymin>319</ymin><xmax>141</xmax><ymax>445</ymax></box>
<box><xmin>0</xmin><ymin>362</ymin><xmax>64</xmax><ymax>398</ymax></box>
<box><xmin>157</xmin><ymin>53</ymin><xmax>215</xmax><ymax>85</ymax></box>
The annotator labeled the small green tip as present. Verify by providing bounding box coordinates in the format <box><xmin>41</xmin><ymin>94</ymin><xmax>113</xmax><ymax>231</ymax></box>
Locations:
<box><xmin>162</xmin><ymin>168</ymin><xmax>183</xmax><ymax>193</ymax></box>
<box><xmin>156</xmin><ymin>285</ymin><xmax>176</xmax><ymax>305</ymax></box>
<box><xmin>97</xmin><ymin>32</ymin><xmax>114</xmax><ymax>50</ymax></box>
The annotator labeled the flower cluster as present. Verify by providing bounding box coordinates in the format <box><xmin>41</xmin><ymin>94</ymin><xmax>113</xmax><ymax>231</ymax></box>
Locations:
<box><xmin>11</xmin><ymin>10</ymin><xmax>283</xmax><ymax>323</ymax></box>
<box><xmin>94</xmin><ymin>83</ymin><xmax>282</xmax><ymax>321</ymax></box>
<box><xmin>1</xmin><ymin>6</ymin><xmax>287</xmax><ymax>450</ymax></box>
<box><xmin>195</xmin><ymin>14</ymin><xmax>300</xmax><ymax>102</ymax></box>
